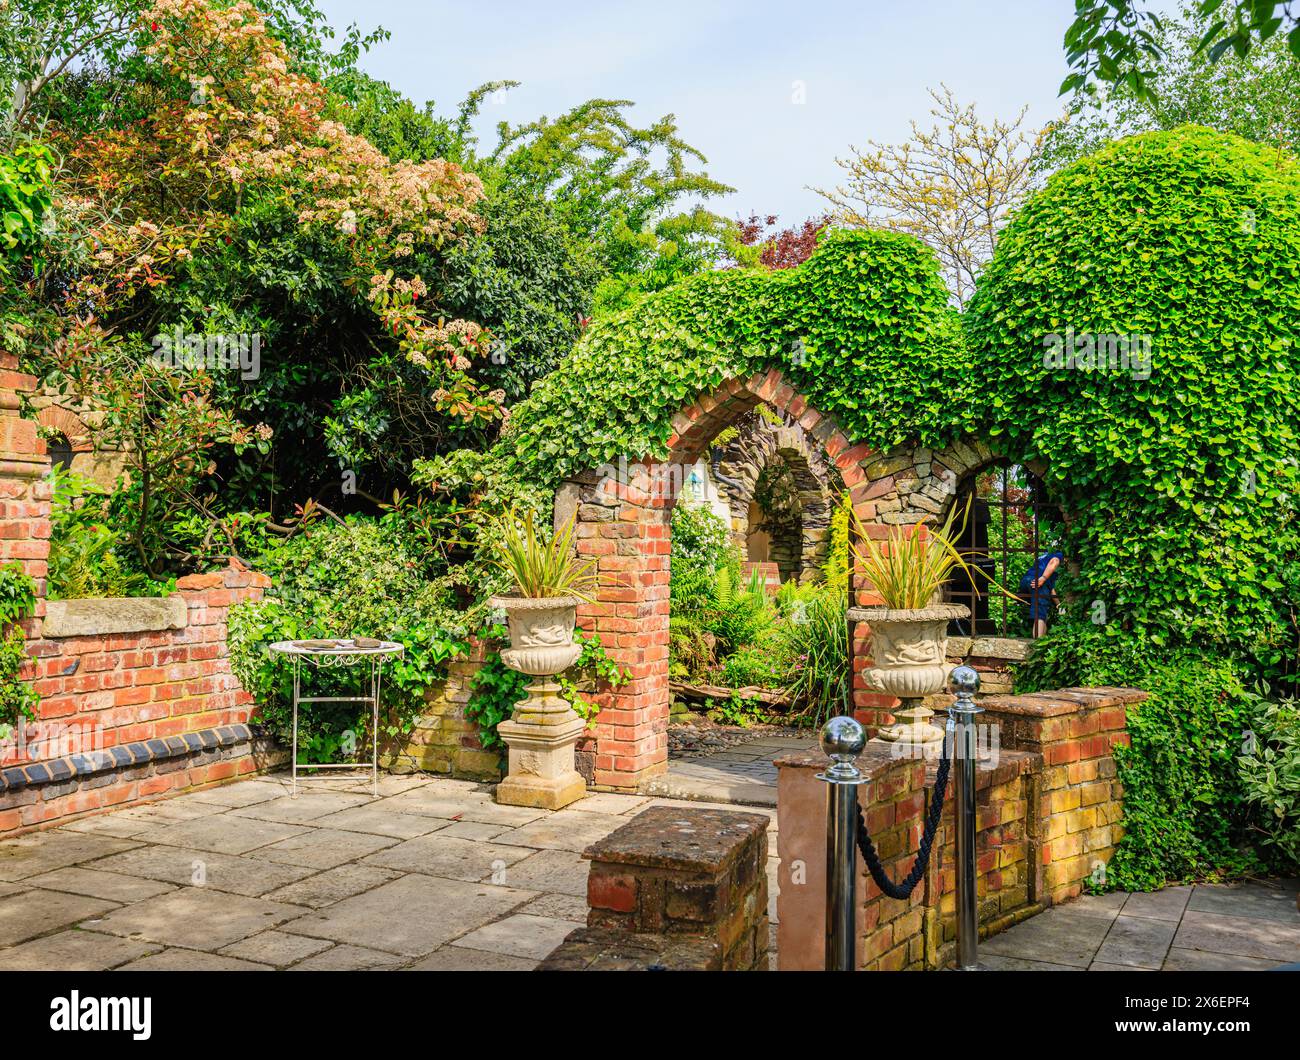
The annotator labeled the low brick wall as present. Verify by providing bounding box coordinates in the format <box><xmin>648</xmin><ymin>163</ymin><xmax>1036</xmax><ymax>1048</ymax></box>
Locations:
<box><xmin>0</xmin><ymin>564</ymin><xmax>287</xmax><ymax>837</ymax></box>
<box><xmin>775</xmin><ymin>685</ymin><xmax>1144</xmax><ymax>970</ymax></box>
<box><xmin>1</xmin><ymin>353</ymin><xmax>286</xmax><ymax>838</ymax></box>
<box><xmin>580</xmin><ymin>806</ymin><xmax>770</xmax><ymax>971</ymax></box>
<box><xmin>381</xmin><ymin>641</ymin><xmax>499</xmax><ymax>781</ymax></box>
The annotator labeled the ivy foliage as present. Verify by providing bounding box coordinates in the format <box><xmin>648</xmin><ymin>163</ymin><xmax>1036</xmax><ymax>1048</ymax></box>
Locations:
<box><xmin>489</xmin><ymin>227</ymin><xmax>968</xmax><ymax>493</ymax></box>
<box><xmin>966</xmin><ymin>125</ymin><xmax>1300</xmax><ymax>675</ymax></box>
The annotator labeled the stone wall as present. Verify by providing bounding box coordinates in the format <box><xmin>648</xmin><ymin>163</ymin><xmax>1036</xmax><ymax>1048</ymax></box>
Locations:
<box><xmin>1</xmin><ymin>353</ymin><xmax>282</xmax><ymax>838</ymax></box>
<box><xmin>775</xmin><ymin>685</ymin><xmax>1144</xmax><ymax>969</ymax></box>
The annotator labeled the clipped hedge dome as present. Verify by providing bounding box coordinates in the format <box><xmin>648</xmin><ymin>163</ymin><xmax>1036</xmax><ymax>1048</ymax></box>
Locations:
<box><xmin>498</xmin><ymin>227</ymin><xmax>968</xmax><ymax>487</ymax></box>
<box><xmin>966</xmin><ymin>125</ymin><xmax>1300</xmax><ymax>661</ymax></box>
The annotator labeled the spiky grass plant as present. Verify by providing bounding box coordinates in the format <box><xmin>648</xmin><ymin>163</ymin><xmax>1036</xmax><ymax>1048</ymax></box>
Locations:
<box><xmin>850</xmin><ymin>498</ymin><xmax>980</xmax><ymax>610</ymax></box>
<box><xmin>490</xmin><ymin>510</ymin><xmax>598</xmax><ymax>602</ymax></box>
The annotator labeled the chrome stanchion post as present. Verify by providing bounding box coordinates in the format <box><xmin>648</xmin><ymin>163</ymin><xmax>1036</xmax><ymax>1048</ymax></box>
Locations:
<box><xmin>817</xmin><ymin>715</ymin><xmax>867</xmax><ymax>972</ymax></box>
<box><xmin>949</xmin><ymin>665</ymin><xmax>983</xmax><ymax>970</ymax></box>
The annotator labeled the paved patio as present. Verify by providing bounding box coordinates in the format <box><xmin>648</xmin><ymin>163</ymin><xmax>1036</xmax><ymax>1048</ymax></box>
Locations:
<box><xmin>0</xmin><ymin>773</ymin><xmax>780</xmax><ymax>971</ymax></box>
<box><xmin>1</xmin><ymin>770</ymin><xmax>1295</xmax><ymax>971</ymax></box>
<box><xmin>981</xmin><ymin>879</ymin><xmax>1300</xmax><ymax>970</ymax></box>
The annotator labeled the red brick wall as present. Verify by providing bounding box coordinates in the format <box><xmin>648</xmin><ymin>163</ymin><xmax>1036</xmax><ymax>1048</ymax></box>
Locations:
<box><xmin>1</xmin><ymin>353</ymin><xmax>280</xmax><ymax>837</ymax></box>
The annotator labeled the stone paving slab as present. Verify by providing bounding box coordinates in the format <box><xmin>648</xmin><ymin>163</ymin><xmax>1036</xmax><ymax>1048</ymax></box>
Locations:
<box><xmin>1120</xmin><ymin>885</ymin><xmax>1192</xmax><ymax>922</ymax></box>
<box><xmin>406</xmin><ymin>946</ymin><xmax>538</xmax><ymax>971</ymax></box>
<box><xmin>120</xmin><ymin>948</ymin><xmax>271</xmax><ymax>971</ymax></box>
<box><xmin>0</xmin><ymin>832</ymin><xmax>139</xmax><ymax>882</ymax></box>
<box><xmin>227</xmin><ymin>792</ymin><xmax>378</xmax><ymax>825</ymax></box>
<box><xmin>981</xmin><ymin>906</ymin><xmax>1112</xmax><ymax>967</ymax></box>
<box><xmin>310</xmin><ymin>804</ymin><xmax>450</xmax><ymax>839</ymax></box>
<box><xmin>451</xmin><ymin>913</ymin><xmax>578</xmax><ymax>959</ymax></box>
<box><xmin>1185</xmin><ymin>880</ymin><xmax>1298</xmax><ymax>922</ymax></box>
<box><xmin>493</xmin><ymin>810</ymin><xmax>629</xmax><ymax>852</ymax></box>
<box><xmin>90</xmin><ymin>844</ymin><xmax>318</xmax><ymax>898</ymax></box>
<box><xmin>218</xmin><ymin>930</ymin><xmax>333</xmax><ymax>967</ymax></box>
<box><xmin>0</xmin><ymin>928</ymin><xmax>159</xmax><ymax>970</ymax></box>
<box><xmin>498</xmin><ymin>848</ymin><xmax>591</xmax><ymax>895</ymax></box>
<box><xmin>27</xmin><ymin>866</ymin><xmax>177</xmax><ymax>904</ymax></box>
<box><xmin>83</xmin><ymin>887</ymin><xmax>304</xmax><ymax>950</ymax></box>
<box><xmin>288</xmin><ymin>944</ymin><xmax>407</xmax><ymax>971</ymax></box>
<box><xmin>280</xmin><ymin>873</ymin><xmax>534</xmax><ymax>957</ymax></box>
<box><xmin>1091</xmin><ymin>914</ymin><xmax>1177</xmax><ymax>969</ymax></box>
<box><xmin>247</xmin><ymin>828</ymin><xmax>399</xmax><ymax>870</ymax></box>
<box><xmin>1171</xmin><ymin>909</ymin><xmax>1300</xmax><ymax>963</ymax></box>
<box><xmin>0</xmin><ymin>889</ymin><xmax>119</xmax><ymax>947</ymax></box>
<box><xmin>361</xmin><ymin>833</ymin><xmax>535</xmax><ymax>881</ymax></box>
<box><xmin>262</xmin><ymin>863</ymin><xmax>402</xmax><ymax>909</ymax></box>
<box><xmin>134</xmin><ymin>815</ymin><xmax>310</xmax><ymax>856</ymax></box>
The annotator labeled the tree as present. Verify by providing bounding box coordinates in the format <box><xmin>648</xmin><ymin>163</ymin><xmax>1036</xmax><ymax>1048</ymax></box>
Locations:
<box><xmin>733</xmin><ymin>213</ymin><xmax>830</xmax><ymax>270</ymax></box>
<box><xmin>1061</xmin><ymin>0</ymin><xmax>1300</xmax><ymax>102</ymax></box>
<box><xmin>1045</xmin><ymin>2</ymin><xmax>1300</xmax><ymax>172</ymax></box>
<box><xmin>814</xmin><ymin>87</ymin><xmax>1042</xmax><ymax>304</ymax></box>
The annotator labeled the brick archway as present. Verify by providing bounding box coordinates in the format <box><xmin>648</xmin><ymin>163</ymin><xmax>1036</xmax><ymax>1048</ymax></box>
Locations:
<box><xmin>35</xmin><ymin>406</ymin><xmax>94</xmax><ymax>453</ymax></box>
<box><xmin>561</xmin><ymin>367</ymin><xmax>1006</xmax><ymax>791</ymax></box>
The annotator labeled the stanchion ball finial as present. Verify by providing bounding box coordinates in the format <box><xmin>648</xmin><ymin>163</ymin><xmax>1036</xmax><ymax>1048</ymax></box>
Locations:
<box><xmin>950</xmin><ymin>665</ymin><xmax>980</xmax><ymax>695</ymax></box>
<box><xmin>821</xmin><ymin>715</ymin><xmax>866</xmax><ymax>760</ymax></box>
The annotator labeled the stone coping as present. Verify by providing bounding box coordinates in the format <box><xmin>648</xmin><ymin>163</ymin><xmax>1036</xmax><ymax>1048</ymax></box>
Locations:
<box><xmin>947</xmin><ymin>635</ymin><xmax>1033</xmax><ymax>661</ymax></box>
<box><xmin>0</xmin><ymin>724</ymin><xmax>254</xmax><ymax>792</ymax></box>
<box><xmin>582</xmin><ymin>805</ymin><xmax>769</xmax><ymax>873</ymax></box>
<box><xmin>41</xmin><ymin>596</ymin><xmax>188</xmax><ymax>638</ymax></box>
<box><xmin>980</xmin><ymin>686</ymin><xmax>1147</xmax><ymax>717</ymax></box>
<box><xmin>775</xmin><ymin>739</ymin><xmax>1041</xmax><ymax>794</ymax></box>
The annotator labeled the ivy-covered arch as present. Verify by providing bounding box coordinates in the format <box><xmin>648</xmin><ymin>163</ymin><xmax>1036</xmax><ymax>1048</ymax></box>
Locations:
<box><xmin>456</xmin><ymin>125</ymin><xmax>1300</xmax><ymax>802</ymax></box>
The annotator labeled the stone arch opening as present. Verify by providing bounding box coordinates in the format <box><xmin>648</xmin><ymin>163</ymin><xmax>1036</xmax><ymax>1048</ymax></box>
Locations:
<box><xmin>558</xmin><ymin>368</ymin><xmax>1020</xmax><ymax>790</ymax></box>
<box><xmin>710</xmin><ymin>408</ymin><xmax>842</xmax><ymax>585</ymax></box>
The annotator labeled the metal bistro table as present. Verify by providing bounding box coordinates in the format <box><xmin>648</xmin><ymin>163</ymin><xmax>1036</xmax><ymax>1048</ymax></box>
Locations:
<box><xmin>269</xmin><ymin>639</ymin><xmax>404</xmax><ymax>797</ymax></box>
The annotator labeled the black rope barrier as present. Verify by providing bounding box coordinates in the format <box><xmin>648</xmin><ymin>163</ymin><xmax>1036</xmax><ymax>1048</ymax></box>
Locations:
<box><xmin>854</xmin><ymin>728</ymin><xmax>952</xmax><ymax>899</ymax></box>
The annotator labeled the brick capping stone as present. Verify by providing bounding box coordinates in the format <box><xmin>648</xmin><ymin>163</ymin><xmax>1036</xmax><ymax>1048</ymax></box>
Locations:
<box><xmin>581</xmin><ymin>806</ymin><xmax>770</xmax><ymax>970</ymax></box>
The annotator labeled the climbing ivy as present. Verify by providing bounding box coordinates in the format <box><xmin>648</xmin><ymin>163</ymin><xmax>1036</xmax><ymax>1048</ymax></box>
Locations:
<box><xmin>489</xmin><ymin>227</ymin><xmax>969</xmax><ymax>491</ymax></box>
<box><xmin>966</xmin><ymin>125</ymin><xmax>1300</xmax><ymax>678</ymax></box>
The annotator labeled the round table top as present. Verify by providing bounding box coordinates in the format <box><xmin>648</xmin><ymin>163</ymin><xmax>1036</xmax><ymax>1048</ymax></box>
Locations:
<box><xmin>269</xmin><ymin>639</ymin><xmax>404</xmax><ymax>657</ymax></box>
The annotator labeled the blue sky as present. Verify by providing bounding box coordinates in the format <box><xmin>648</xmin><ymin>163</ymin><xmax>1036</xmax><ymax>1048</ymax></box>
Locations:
<box><xmin>313</xmin><ymin>1</ymin><xmax>1096</xmax><ymax>225</ymax></box>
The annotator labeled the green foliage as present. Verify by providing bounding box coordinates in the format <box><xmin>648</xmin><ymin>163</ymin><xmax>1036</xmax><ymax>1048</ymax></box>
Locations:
<box><xmin>1238</xmin><ymin>691</ymin><xmax>1300</xmax><ymax>871</ymax></box>
<box><xmin>465</xmin><ymin>626</ymin><xmax>628</xmax><ymax>754</ymax></box>
<box><xmin>494</xmin><ymin>228</ymin><xmax>966</xmax><ymax>495</ymax></box>
<box><xmin>227</xmin><ymin>518</ymin><xmax>468</xmax><ymax>762</ymax></box>
<box><xmin>1018</xmin><ymin>622</ymin><xmax>1260</xmax><ymax>889</ymax></box>
<box><xmin>0</xmin><ymin>140</ymin><xmax>52</xmax><ymax>270</ymax></box>
<box><xmin>0</xmin><ymin>564</ymin><xmax>38</xmax><ymax>733</ymax></box>
<box><xmin>1044</xmin><ymin>3</ymin><xmax>1300</xmax><ymax>172</ymax></box>
<box><xmin>1060</xmin><ymin>0</ymin><xmax>1300</xmax><ymax>102</ymax></box>
<box><xmin>967</xmin><ymin>126</ymin><xmax>1300</xmax><ymax>682</ymax></box>
<box><xmin>778</xmin><ymin>586</ymin><xmax>851</xmax><ymax>727</ymax></box>
<box><xmin>45</xmin><ymin>468</ymin><xmax>173</xmax><ymax>599</ymax></box>
<box><xmin>670</xmin><ymin>505</ymin><xmax>732</xmax><ymax>575</ymax></box>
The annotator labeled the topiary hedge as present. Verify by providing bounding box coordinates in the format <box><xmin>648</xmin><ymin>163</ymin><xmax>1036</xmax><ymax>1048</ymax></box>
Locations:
<box><xmin>966</xmin><ymin>125</ymin><xmax>1300</xmax><ymax>677</ymax></box>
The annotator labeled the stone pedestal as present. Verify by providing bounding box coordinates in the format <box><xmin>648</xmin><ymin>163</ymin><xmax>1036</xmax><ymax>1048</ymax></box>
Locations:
<box><xmin>878</xmin><ymin>695</ymin><xmax>946</xmax><ymax>754</ymax></box>
<box><xmin>495</xmin><ymin>678</ymin><xmax>587</xmax><ymax>810</ymax></box>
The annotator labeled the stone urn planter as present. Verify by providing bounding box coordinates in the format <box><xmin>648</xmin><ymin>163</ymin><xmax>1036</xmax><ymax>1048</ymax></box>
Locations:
<box><xmin>489</xmin><ymin>594</ymin><xmax>587</xmax><ymax>810</ymax></box>
<box><xmin>848</xmin><ymin>603</ymin><xmax>970</xmax><ymax>753</ymax></box>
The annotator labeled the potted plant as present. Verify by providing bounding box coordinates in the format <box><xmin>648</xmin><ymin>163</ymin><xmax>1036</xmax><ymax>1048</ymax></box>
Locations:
<box><xmin>849</xmin><ymin>502</ymin><xmax>976</xmax><ymax>751</ymax></box>
<box><xmin>486</xmin><ymin>511</ymin><xmax>598</xmax><ymax>809</ymax></box>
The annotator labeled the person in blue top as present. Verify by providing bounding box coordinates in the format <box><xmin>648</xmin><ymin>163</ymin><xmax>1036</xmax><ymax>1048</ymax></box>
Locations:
<box><xmin>1019</xmin><ymin>549</ymin><xmax>1064</xmax><ymax>638</ymax></box>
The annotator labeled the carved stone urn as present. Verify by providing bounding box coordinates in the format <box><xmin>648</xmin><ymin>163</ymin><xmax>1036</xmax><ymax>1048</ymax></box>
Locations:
<box><xmin>848</xmin><ymin>603</ymin><xmax>970</xmax><ymax>753</ymax></box>
<box><xmin>489</xmin><ymin>595</ymin><xmax>587</xmax><ymax>810</ymax></box>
